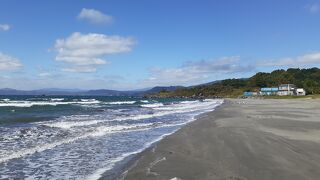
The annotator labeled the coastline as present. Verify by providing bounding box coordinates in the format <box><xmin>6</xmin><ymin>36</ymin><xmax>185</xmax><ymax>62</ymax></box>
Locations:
<box><xmin>118</xmin><ymin>98</ymin><xmax>320</xmax><ymax>180</ymax></box>
<box><xmin>97</xmin><ymin>100</ymin><xmax>225</xmax><ymax>180</ymax></box>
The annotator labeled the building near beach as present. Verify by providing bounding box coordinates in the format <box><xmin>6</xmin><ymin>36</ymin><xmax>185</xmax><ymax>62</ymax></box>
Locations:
<box><xmin>277</xmin><ymin>84</ymin><xmax>296</xmax><ymax>96</ymax></box>
<box><xmin>260</xmin><ymin>87</ymin><xmax>279</xmax><ymax>96</ymax></box>
<box><xmin>244</xmin><ymin>84</ymin><xmax>306</xmax><ymax>97</ymax></box>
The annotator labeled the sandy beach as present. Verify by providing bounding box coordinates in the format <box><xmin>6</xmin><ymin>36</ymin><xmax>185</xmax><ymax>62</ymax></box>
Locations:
<box><xmin>120</xmin><ymin>99</ymin><xmax>320</xmax><ymax>180</ymax></box>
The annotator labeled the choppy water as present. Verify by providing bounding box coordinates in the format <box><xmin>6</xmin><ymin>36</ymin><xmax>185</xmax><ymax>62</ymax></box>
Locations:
<box><xmin>0</xmin><ymin>96</ymin><xmax>223</xmax><ymax>179</ymax></box>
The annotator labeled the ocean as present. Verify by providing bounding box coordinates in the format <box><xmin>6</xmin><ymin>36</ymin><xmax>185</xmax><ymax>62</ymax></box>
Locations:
<box><xmin>0</xmin><ymin>96</ymin><xmax>223</xmax><ymax>179</ymax></box>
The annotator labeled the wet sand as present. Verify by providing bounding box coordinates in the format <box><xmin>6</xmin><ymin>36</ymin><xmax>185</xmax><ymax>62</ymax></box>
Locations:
<box><xmin>120</xmin><ymin>99</ymin><xmax>320</xmax><ymax>180</ymax></box>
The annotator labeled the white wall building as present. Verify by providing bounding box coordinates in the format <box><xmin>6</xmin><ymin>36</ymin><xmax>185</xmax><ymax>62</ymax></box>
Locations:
<box><xmin>277</xmin><ymin>84</ymin><xmax>296</xmax><ymax>96</ymax></box>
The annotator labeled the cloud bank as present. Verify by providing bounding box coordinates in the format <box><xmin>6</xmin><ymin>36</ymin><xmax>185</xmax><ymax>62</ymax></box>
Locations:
<box><xmin>141</xmin><ymin>56</ymin><xmax>253</xmax><ymax>86</ymax></box>
<box><xmin>54</xmin><ymin>32</ymin><xmax>135</xmax><ymax>72</ymax></box>
<box><xmin>258</xmin><ymin>52</ymin><xmax>320</xmax><ymax>67</ymax></box>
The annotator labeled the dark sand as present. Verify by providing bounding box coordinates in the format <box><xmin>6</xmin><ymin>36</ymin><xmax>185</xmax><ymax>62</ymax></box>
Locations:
<box><xmin>120</xmin><ymin>99</ymin><xmax>320</xmax><ymax>180</ymax></box>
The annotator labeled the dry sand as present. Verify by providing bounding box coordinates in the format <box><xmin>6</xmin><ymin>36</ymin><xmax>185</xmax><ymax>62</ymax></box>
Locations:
<box><xmin>120</xmin><ymin>99</ymin><xmax>320</xmax><ymax>180</ymax></box>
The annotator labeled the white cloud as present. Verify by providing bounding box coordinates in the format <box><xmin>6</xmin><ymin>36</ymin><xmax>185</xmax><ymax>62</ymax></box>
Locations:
<box><xmin>54</xmin><ymin>32</ymin><xmax>135</xmax><ymax>73</ymax></box>
<box><xmin>37</xmin><ymin>72</ymin><xmax>52</xmax><ymax>77</ymax></box>
<box><xmin>141</xmin><ymin>56</ymin><xmax>253</xmax><ymax>86</ymax></box>
<box><xmin>78</xmin><ymin>8</ymin><xmax>113</xmax><ymax>24</ymax></box>
<box><xmin>0</xmin><ymin>52</ymin><xmax>23</xmax><ymax>71</ymax></box>
<box><xmin>0</xmin><ymin>24</ymin><xmax>10</xmax><ymax>31</ymax></box>
<box><xmin>62</xmin><ymin>66</ymin><xmax>97</xmax><ymax>73</ymax></box>
<box><xmin>258</xmin><ymin>52</ymin><xmax>320</xmax><ymax>67</ymax></box>
<box><xmin>306</xmin><ymin>3</ymin><xmax>320</xmax><ymax>13</ymax></box>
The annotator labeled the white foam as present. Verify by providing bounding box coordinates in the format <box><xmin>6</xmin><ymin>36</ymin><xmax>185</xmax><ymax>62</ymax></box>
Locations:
<box><xmin>86</xmin><ymin>116</ymin><xmax>204</xmax><ymax>180</ymax></box>
<box><xmin>140</xmin><ymin>100</ymin><xmax>149</xmax><ymax>103</ymax></box>
<box><xmin>179</xmin><ymin>100</ymin><xmax>199</xmax><ymax>104</ymax></box>
<box><xmin>45</xmin><ymin>109</ymin><xmax>189</xmax><ymax>129</ymax></box>
<box><xmin>0</xmin><ymin>99</ymin><xmax>101</xmax><ymax>107</ymax></box>
<box><xmin>86</xmin><ymin>129</ymin><xmax>179</xmax><ymax>180</ymax></box>
<box><xmin>153</xmin><ymin>104</ymin><xmax>201</xmax><ymax>111</ymax></box>
<box><xmin>79</xmin><ymin>99</ymin><xmax>101</xmax><ymax>104</ymax></box>
<box><xmin>104</xmin><ymin>101</ymin><xmax>136</xmax><ymax>105</ymax></box>
<box><xmin>0</xmin><ymin>101</ymin><xmax>70</xmax><ymax>107</ymax></box>
<box><xmin>44</xmin><ymin>99</ymin><xmax>223</xmax><ymax>129</ymax></box>
<box><xmin>80</xmin><ymin>99</ymin><xmax>96</xmax><ymax>102</ymax></box>
<box><xmin>0</xmin><ymin>123</ymin><xmax>155</xmax><ymax>164</ymax></box>
<box><xmin>0</xmin><ymin>99</ymin><xmax>224</xmax><ymax>179</ymax></box>
<box><xmin>141</xmin><ymin>103</ymin><xmax>164</xmax><ymax>108</ymax></box>
<box><xmin>44</xmin><ymin>120</ymin><xmax>104</xmax><ymax>129</ymax></box>
<box><xmin>50</xmin><ymin>98</ymin><xmax>65</xmax><ymax>101</ymax></box>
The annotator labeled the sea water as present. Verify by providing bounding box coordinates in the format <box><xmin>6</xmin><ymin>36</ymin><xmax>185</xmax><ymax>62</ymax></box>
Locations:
<box><xmin>0</xmin><ymin>96</ymin><xmax>223</xmax><ymax>179</ymax></box>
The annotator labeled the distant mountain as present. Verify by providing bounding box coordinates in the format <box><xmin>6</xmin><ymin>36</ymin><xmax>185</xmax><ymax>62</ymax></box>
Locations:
<box><xmin>0</xmin><ymin>86</ymin><xmax>184</xmax><ymax>96</ymax></box>
<box><xmin>83</xmin><ymin>89</ymin><xmax>133</xmax><ymax>96</ymax></box>
<box><xmin>36</xmin><ymin>88</ymin><xmax>84</xmax><ymax>92</ymax></box>
<box><xmin>189</xmin><ymin>80</ymin><xmax>221</xmax><ymax>87</ymax></box>
<box><xmin>0</xmin><ymin>89</ymin><xmax>76</xmax><ymax>96</ymax></box>
<box><xmin>130</xmin><ymin>87</ymin><xmax>153</xmax><ymax>92</ymax></box>
<box><xmin>143</xmin><ymin>86</ymin><xmax>184</xmax><ymax>94</ymax></box>
<box><xmin>0</xmin><ymin>88</ymin><xmax>24</xmax><ymax>95</ymax></box>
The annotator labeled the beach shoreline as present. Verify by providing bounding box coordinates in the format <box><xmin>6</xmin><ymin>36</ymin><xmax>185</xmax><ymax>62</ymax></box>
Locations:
<box><xmin>117</xmin><ymin>98</ymin><xmax>320</xmax><ymax>180</ymax></box>
<box><xmin>98</xmin><ymin>100</ymin><xmax>225</xmax><ymax>180</ymax></box>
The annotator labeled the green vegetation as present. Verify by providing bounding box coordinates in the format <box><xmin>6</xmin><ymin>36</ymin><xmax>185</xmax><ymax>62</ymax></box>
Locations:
<box><xmin>148</xmin><ymin>68</ymin><xmax>320</xmax><ymax>98</ymax></box>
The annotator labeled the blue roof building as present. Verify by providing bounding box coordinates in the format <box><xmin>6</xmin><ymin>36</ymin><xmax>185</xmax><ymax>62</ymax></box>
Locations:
<box><xmin>260</xmin><ymin>87</ymin><xmax>279</xmax><ymax>96</ymax></box>
<box><xmin>243</xmin><ymin>92</ymin><xmax>254</xmax><ymax>97</ymax></box>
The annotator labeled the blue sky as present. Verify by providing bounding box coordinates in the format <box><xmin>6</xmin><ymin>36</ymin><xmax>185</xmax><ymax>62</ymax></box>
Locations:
<box><xmin>1</xmin><ymin>0</ymin><xmax>320</xmax><ymax>90</ymax></box>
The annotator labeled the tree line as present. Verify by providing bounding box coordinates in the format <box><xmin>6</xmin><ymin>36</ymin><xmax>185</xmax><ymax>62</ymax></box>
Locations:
<box><xmin>150</xmin><ymin>68</ymin><xmax>320</xmax><ymax>97</ymax></box>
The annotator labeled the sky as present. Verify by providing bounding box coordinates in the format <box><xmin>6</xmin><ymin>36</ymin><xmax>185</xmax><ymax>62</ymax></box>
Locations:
<box><xmin>1</xmin><ymin>0</ymin><xmax>320</xmax><ymax>90</ymax></box>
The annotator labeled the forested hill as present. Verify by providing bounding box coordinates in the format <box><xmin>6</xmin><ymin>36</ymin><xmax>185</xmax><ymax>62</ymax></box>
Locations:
<box><xmin>148</xmin><ymin>68</ymin><xmax>320</xmax><ymax>98</ymax></box>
